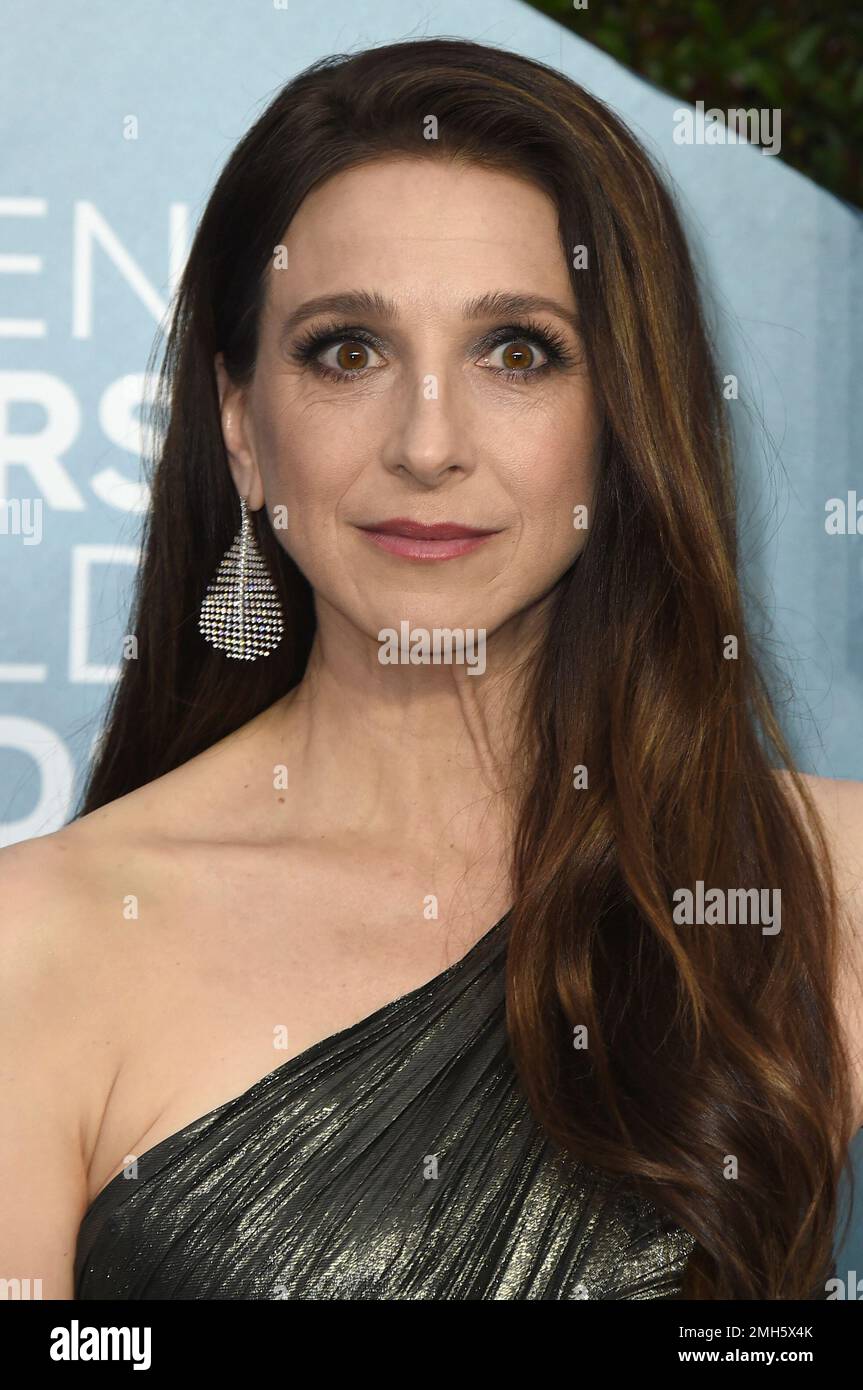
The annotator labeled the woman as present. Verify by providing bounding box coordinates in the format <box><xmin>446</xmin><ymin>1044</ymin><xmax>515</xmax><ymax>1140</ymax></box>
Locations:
<box><xmin>1</xmin><ymin>37</ymin><xmax>861</xmax><ymax>1301</ymax></box>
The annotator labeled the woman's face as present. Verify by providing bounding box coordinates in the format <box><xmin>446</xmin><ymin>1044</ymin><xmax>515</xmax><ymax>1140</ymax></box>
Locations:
<box><xmin>217</xmin><ymin>156</ymin><xmax>600</xmax><ymax>652</ymax></box>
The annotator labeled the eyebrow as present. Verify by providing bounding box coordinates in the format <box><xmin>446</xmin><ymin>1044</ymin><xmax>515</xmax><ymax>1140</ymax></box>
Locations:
<box><xmin>277</xmin><ymin>289</ymin><xmax>581</xmax><ymax>346</ymax></box>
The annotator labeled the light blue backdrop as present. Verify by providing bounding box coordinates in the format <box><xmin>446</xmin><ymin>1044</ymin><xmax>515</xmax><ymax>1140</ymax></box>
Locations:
<box><xmin>1</xmin><ymin>0</ymin><xmax>860</xmax><ymax>1282</ymax></box>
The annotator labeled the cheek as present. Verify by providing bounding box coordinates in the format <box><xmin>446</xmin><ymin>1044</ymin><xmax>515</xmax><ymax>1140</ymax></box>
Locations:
<box><xmin>491</xmin><ymin>400</ymin><xmax>599</xmax><ymax>552</ymax></box>
<box><xmin>256</xmin><ymin>405</ymin><xmax>366</xmax><ymax>523</ymax></box>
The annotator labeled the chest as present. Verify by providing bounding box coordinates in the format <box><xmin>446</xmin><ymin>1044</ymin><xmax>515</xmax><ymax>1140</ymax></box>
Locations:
<box><xmin>85</xmin><ymin>839</ymin><xmax>511</xmax><ymax>1207</ymax></box>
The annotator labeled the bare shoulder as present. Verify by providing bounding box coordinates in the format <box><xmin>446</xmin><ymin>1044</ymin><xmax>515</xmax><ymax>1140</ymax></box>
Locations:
<box><xmin>0</xmin><ymin>716</ymin><xmax>282</xmax><ymax>1090</ymax></box>
<box><xmin>774</xmin><ymin>769</ymin><xmax>863</xmax><ymax>1131</ymax></box>
<box><xmin>0</xmin><ymin>719</ymin><xmax>278</xmax><ymax>1297</ymax></box>
<box><xmin>0</xmin><ymin>822</ymin><xmax>115</xmax><ymax>1017</ymax></box>
<box><xmin>0</xmin><ymin>744</ymin><xmax>230</xmax><ymax>995</ymax></box>
<box><xmin>0</xmin><ymin>703</ymin><xmax>286</xmax><ymax>999</ymax></box>
<box><xmin>0</xmin><ymin>821</ymin><xmax>135</xmax><ymax>1149</ymax></box>
<box><xmin>0</xmin><ymin>821</ymin><xmax>135</xmax><ymax>1297</ymax></box>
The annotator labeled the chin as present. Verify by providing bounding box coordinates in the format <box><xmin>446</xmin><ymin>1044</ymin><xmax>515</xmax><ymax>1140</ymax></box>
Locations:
<box><xmin>363</xmin><ymin>605</ymin><xmax>495</xmax><ymax>676</ymax></box>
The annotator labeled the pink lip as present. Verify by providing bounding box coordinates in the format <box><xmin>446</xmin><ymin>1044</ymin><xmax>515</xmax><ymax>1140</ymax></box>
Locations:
<box><xmin>356</xmin><ymin>517</ymin><xmax>501</xmax><ymax>561</ymax></box>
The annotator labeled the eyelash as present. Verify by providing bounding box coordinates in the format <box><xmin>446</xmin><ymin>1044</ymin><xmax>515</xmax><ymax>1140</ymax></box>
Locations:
<box><xmin>288</xmin><ymin>317</ymin><xmax>577</xmax><ymax>384</ymax></box>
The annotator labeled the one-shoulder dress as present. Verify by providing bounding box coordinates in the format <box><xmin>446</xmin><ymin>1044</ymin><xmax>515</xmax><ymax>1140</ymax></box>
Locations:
<box><xmin>74</xmin><ymin>911</ymin><xmax>697</xmax><ymax>1299</ymax></box>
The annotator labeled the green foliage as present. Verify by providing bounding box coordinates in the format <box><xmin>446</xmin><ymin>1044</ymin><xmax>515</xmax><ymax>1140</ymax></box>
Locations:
<box><xmin>527</xmin><ymin>0</ymin><xmax>861</xmax><ymax>205</ymax></box>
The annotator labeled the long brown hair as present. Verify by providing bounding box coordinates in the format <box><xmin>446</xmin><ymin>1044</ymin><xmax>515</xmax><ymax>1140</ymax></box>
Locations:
<box><xmin>75</xmin><ymin>37</ymin><xmax>858</xmax><ymax>1298</ymax></box>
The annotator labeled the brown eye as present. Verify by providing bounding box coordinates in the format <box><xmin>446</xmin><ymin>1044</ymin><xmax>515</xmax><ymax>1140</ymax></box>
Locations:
<box><xmin>479</xmin><ymin>338</ymin><xmax>549</xmax><ymax>374</ymax></box>
<box><xmin>501</xmin><ymin>341</ymin><xmax>535</xmax><ymax>370</ymax></box>
<box><xmin>335</xmin><ymin>341</ymin><xmax>369</xmax><ymax>370</ymax></box>
<box><xmin>315</xmin><ymin>338</ymin><xmax>385</xmax><ymax>375</ymax></box>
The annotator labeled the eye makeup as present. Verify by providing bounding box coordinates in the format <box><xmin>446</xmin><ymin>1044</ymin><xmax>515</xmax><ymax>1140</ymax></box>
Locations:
<box><xmin>285</xmin><ymin>316</ymin><xmax>581</xmax><ymax>384</ymax></box>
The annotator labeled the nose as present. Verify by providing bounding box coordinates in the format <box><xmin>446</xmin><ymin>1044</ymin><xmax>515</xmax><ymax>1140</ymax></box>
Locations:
<box><xmin>380</xmin><ymin>368</ymin><xmax>475</xmax><ymax>486</ymax></box>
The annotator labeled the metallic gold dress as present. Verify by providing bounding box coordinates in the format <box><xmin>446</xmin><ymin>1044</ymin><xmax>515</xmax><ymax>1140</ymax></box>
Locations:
<box><xmin>74</xmin><ymin>911</ymin><xmax>697</xmax><ymax>1299</ymax></box>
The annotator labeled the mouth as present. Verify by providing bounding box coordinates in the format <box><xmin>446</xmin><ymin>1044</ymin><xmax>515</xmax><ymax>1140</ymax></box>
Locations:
<box><xmin>355</xmin><ymin>517</ymin><xmax>501</xmax><ymax>561</ymax></box>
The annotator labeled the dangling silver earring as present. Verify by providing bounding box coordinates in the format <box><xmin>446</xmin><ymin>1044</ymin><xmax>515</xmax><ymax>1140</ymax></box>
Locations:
<box><xmin>198</xmin><ymin>494</ymin><xmax>284</xmax><ymax>660</ymax></box>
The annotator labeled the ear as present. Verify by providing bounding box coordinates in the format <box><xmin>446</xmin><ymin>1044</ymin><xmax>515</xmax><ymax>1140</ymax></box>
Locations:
<box><xmin>214</xmin><ymin>352</ymin><xmax>265</xmax><ymax>510</ymax></box>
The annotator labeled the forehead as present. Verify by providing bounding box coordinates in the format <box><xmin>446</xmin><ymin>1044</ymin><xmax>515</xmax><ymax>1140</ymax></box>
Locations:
<box><xmin>268</xmin><ymin>157</ymin><xmax>574</xmax><ymax>316</ymax></box>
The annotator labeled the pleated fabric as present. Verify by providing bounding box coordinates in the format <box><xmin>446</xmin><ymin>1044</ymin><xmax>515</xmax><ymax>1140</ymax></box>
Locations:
<box><xmin>74</xmin><ymin>911</ymin><xmax>697</xmax><ymax>1300</ymax></box>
